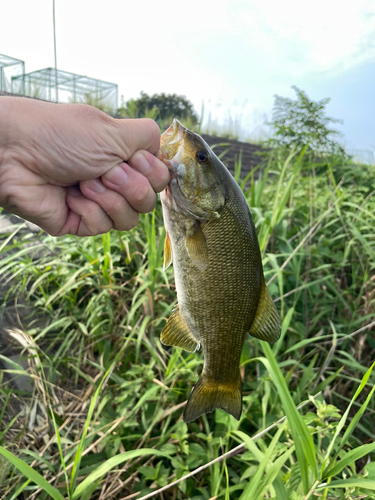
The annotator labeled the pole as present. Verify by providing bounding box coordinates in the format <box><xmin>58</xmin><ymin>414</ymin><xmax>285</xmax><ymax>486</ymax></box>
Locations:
<box><xmin>53</xmin><ymin>0</ymin><xmax>58</xmax><ymax>102</ymax></box>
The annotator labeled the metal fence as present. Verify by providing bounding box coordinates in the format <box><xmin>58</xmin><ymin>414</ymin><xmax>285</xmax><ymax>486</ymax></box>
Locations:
<box><xmin>0</xmin><ymin>54</ymin><xmax>25</xmax><ymax>93</ymax></box>
<box><xmin>347</xmin><ymin>149</ymin><xmax>375</xmax><ymax>165</ymax></box>
<box><xmin>11</xmin><ymin>67</ymin><xmax>118</xmax><ymax>113</ymax></box>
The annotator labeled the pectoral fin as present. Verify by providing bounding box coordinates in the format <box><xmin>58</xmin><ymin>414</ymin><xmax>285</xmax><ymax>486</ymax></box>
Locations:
<box><xmin>185</xmin><ymin>225</ymin><xmax>209</xmax><ymax>272</ymax></box>
<box><xmin>163</xmin><ymin>232</ymin><xmax>173</xmax><ymax>271</ymax></box>
<box><xmin>249</xmin><ymin>280</ymin><xmax>281</xmax><ymax>343</ymax></box>
<box><xmin>161</xmin><ymin>305</ymin><xmax>200</xmax><ymax>353</ymax></box>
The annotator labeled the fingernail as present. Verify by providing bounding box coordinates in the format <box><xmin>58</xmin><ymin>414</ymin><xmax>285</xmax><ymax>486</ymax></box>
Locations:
<box><xmin>106</xmin><ymin>165</ymin><xmax>128</xmax><ymax>186</ymax></box>
<box><xmin>133</xmin><ymin>153</ymin><xmax>151</xmax><ymax>175</ymax></box>
<box><xmin>67</xmin><ymin>186</ymin><xmax>82</xmax><ymax>197</ymax></box>
<box><xmin>84</xmin><ymin>179</ymin><xmax>106</xmax><ymax>194</ymax></box>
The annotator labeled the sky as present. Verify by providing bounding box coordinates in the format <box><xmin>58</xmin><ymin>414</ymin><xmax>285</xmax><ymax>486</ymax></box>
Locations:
<box><xmin>1</xmin><ymin>0</ymin><xmax>374</xmax><ymax>156</ymax></box>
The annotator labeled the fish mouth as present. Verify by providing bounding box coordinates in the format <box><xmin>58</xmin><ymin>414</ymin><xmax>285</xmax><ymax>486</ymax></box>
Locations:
<box><xmin>159</xmin><ymin>119</ymin><xmax>210</xmax><ymax>219</ymax></box>
<box><xmin>160</xmin><ymin>118</ymin><xmax>186</xmax><ymax>149</ymax></box>
<box><xmin>157</xmin><ymin>119</ymin><xmax>187</xmax><ymax>184</ymax></box>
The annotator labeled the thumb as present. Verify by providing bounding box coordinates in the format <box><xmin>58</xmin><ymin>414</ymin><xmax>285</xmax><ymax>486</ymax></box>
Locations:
<box><xmin>114</xmin><ymin>118</ymin><xmax>162</xmax><ymax>158</ymax></box>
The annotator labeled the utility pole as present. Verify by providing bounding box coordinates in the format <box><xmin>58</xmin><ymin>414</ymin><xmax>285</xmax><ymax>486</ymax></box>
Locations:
<box><xmin>53</xmin><ymin>0</ymin><xmax>58</xmax><ymax>102</ymax></box>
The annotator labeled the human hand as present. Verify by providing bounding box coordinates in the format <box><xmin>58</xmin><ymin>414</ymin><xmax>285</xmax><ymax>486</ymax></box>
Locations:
<box><xmin>0</xmin><ymin>97</ymin><xmax>170</xmax><ymax>236</ymax></box>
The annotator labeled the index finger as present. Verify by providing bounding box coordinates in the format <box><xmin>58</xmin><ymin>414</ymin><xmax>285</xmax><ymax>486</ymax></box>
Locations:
<box><xmin>114</xmin><ymin>118</ymin><xmax>161</xmax><ymax>158</ymax></box>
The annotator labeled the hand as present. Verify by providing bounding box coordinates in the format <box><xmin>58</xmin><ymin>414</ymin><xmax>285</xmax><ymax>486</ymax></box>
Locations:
<box><xmin>0</xmin><ymin>97</ymin><xmax>170</xmax><ymax>236</ymax></box>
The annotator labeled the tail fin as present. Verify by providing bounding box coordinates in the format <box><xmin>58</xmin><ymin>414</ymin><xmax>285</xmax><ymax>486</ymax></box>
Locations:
<box><xmin>183</xmin><ymin>373</ymin><xmax>242</xmax><ymax>423</ymax></box>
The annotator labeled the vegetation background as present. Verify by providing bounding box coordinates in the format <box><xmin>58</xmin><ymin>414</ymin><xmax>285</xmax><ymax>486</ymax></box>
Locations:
<box><xmin>0</xmin><ymin>88</ymin><xmax>374</xmax><ymax>500</ymax></box>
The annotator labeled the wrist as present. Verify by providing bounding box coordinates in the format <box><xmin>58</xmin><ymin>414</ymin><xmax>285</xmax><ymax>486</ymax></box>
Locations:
<box><xmin>0</xmin><ymin>98</ymin><xmax>23</xmax><ymax>210</ymax></box>
<box><xmin>0</xmin><ymin>97</ymin><xmax>13</xmax><ymax>170</ymax></box>
<box><xmin>0</xmin><ymin>97</ymin><xmax>48</xmax><ymax>179</ymax></box>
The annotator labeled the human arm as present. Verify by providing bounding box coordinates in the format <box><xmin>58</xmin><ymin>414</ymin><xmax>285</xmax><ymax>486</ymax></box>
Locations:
<box><xmin>0</xmin><ymin>97</ymin><xmax>170</xmax><ymax>236</ymax></box>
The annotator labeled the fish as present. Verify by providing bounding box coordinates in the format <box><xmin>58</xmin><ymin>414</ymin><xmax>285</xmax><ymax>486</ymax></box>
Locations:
<box><xmin>157</xmin><ymin>119</ymin><xmax>280</xmax><ymax>423</ymax></box>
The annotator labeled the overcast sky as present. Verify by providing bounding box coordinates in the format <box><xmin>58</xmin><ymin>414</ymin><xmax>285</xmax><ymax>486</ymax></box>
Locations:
<box><xmin>1</xmin><ymin>0</ymin><xmax>374</xmax><ymax>154</ymax></box>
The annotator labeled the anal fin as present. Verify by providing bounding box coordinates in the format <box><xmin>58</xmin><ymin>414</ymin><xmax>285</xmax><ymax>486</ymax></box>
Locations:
<box><xmin>249</xmin><ymin>280</ymin><xmax>281</xmax><ymax>343</ymax></box>
<box><xmin>161</xmin><ymin>305</ymin><xmax>200</xmax><ymax>353</ymax></box>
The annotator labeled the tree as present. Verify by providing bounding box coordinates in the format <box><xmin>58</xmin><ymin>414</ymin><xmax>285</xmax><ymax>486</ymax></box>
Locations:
<box><xmin>119</xmin><ymin>91</ymin><xmax>199</xmax><ymax>125</ymax></box>
<box><xmin>266</xmin><ymin>86</ymin><xmax>348</xmax><ymax>159</ymax></box>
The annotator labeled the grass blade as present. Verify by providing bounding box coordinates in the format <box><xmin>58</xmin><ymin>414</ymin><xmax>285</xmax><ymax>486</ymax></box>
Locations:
<box><xmin>69</xmin><ymin>367</ymin><xmax>111</xmax><ymax>494</ymax></box>
<box><xmin>237</xmin><ymin>422</ymin><xmax>287</xmax><ymax>499</ymax></box>
<box><xmin>272</xmin><ymin>475</ymin><xmax>290</xmax><ymax>500</ymax></box>
<box><xmin>0</xmin><ymin>446</ymin><xmax>65</xmax><ymax>500</ymax></box>
<box><xmin>254</xmin><ymin>447</ymin><xmax>294</xmax><ymax>500</ymax></box>
<box><xmin>322</xmin><ymin>361</ymin><xmax>375</xmax><ymax>472</ymax></box>
<box><xmin>72</xmin><ymin>449</ymin><xmax>170</xmax><ymax>499</ymax></box>
<box><xmin>317</xmin><ymin>478</ymin><xmax>375</xmax><ymax>491</ymax></box>
<box><xmin>260</xmin><ymin>343</ymin><xmax>318</xmax><ymax>493</ymax></box>
<box><xmin>324</xmin><ymin>442</ymin><xmax>375</xmax><ymax>479</ymax></box>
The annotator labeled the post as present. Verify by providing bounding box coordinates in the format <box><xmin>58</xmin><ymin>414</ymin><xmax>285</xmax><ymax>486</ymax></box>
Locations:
<box><xmin>22</xmin><ymin>61</ymin><xmax>25</xmax><ymax>95</ymax></box>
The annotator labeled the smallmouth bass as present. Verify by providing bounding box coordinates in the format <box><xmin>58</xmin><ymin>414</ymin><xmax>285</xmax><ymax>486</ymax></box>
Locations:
<box><xmin>157</xmin><ymin>119</ymin><xmax>280</xmax><ymax>423</ymax></box>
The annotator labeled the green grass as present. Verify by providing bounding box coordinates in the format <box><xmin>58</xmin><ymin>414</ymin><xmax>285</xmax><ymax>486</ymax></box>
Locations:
<box><xmin>200</xmin><ymin>109</ymin><xmax>270</xmax><ymax>144</ymax></box>
<box><xmin>0</xmin><ymin>148</ymin><xmax>375</xmax><ymax>499</ymax></box>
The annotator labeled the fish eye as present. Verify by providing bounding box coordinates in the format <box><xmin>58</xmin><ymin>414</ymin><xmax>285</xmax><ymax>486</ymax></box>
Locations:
<box><xmin>196</xmin><ymin>150</ymin><xmax>209</xmax><ymax>164</ymax></box>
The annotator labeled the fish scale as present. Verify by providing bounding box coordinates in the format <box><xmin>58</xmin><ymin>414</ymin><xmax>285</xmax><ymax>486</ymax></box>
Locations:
<box><xmin>158</xmin><ymin>119</ymin><xmax>281</xmax><ymax>423</ymax></box>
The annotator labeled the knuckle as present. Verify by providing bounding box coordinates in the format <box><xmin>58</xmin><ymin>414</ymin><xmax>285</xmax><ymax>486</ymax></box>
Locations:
<box><xmin>108</xmin><ymin>197</ymin><xmax>127</xmax><ymax>214</ymax></box>
<box><xmin>84</xmin><ymin>200</ymin><xmax>100</xmax><ymax>217</ymax></box>
<box><xmin>154</xmin><ymin>173</ymin><xmax>170</xmax><ymax>193</ymax></box>
<box><xmin>116</xmin><ymin>212</ymin><xmax>139</xmax><ymax>231</ymax></box>
<box><xmin>0</xmin><ymin>174</ymin><xmax>17</xmax><ymax>210</ymax></box>
<box><xmin>143</xmin><ymin>118</ymin><xmax>160</xmax><ymax>137</ymax></box>
<box><xmin>80</xmin><ymin>200</ymin><xmax>112</xmax><ymax>234</ymax></box>
<box><xmin>70</xmin><ymin>103</ymin><xmax>111</xmax><ymax>123</ymax></box>
<box><xmin>141</xmin><ymin>118</ymin><xmax>161</xmax><ymax>152</ymax></box>
<box><xmin>138</xmin><ymin>196</ymin><xmax>156</xmax><ymax>214</ymax></box>
<box><xmin>131</xmin><ymin>181</ymin><xmax>151</xmax><ymax>205</ymax></box>
<box><xmin>49</xmin><ymin>227</ymin><xmax>63</xmax><ymax>237</ymax></box>
<box><xmin>88</xmin><ymin>219</ymin><xmax>113</xmax><ymax>236</ymax></box>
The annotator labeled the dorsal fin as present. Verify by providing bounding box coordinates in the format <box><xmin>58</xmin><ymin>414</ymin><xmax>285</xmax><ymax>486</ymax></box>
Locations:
<box><xmin>161</xmin><ymin>305</ymin><xmax>200</xmax><ymax>353</ymax></box>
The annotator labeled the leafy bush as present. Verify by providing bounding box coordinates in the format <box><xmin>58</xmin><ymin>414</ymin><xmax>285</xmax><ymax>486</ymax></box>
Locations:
<box><xmin>119</xmin><ymin>91</ymin><xmax>199</xmax><ymax>127</ymax></box>
<box><xmin>266</xmin><ymin>86</ymin><xmax>349</xmax><ymax>161</ymax></box>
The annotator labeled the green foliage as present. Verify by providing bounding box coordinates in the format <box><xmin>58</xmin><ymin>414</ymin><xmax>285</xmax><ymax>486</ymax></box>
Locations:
<box><xmin>69</xmin><ymin>92</ymin><xmax>115</xmax><ymax>114</ymax></box>
<box><xmin>266</xmin><ymin>85</ymin><xmax>349</xmax><ymax>160</ymax></box>
<box><xmin>202</xmin><ymin>110</ymin><xmax>244</xmax><ymax>141</ymax></box>
<box><xmin>119</xmin><ymin>91</ymin><xmax>199</xmax><ymax>126</ymax></box>
<box><xmin>1</xmin><ymin>147</ymin><xmax>375</xmax><ymax>499</ymax></box>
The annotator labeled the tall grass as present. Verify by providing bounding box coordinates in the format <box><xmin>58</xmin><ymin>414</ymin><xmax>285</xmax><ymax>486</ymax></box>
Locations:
<box><xmin>0</xmin><ymin>149</ymin><xmax>375</xmax><ymax>499</ymax></box>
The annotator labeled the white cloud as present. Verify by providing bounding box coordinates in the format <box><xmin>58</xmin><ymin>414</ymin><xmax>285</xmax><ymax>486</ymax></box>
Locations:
<box><xmin>250</xmin><ymin>0</ymin><xmax>375</xmax><ymax>70</ymax></box>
